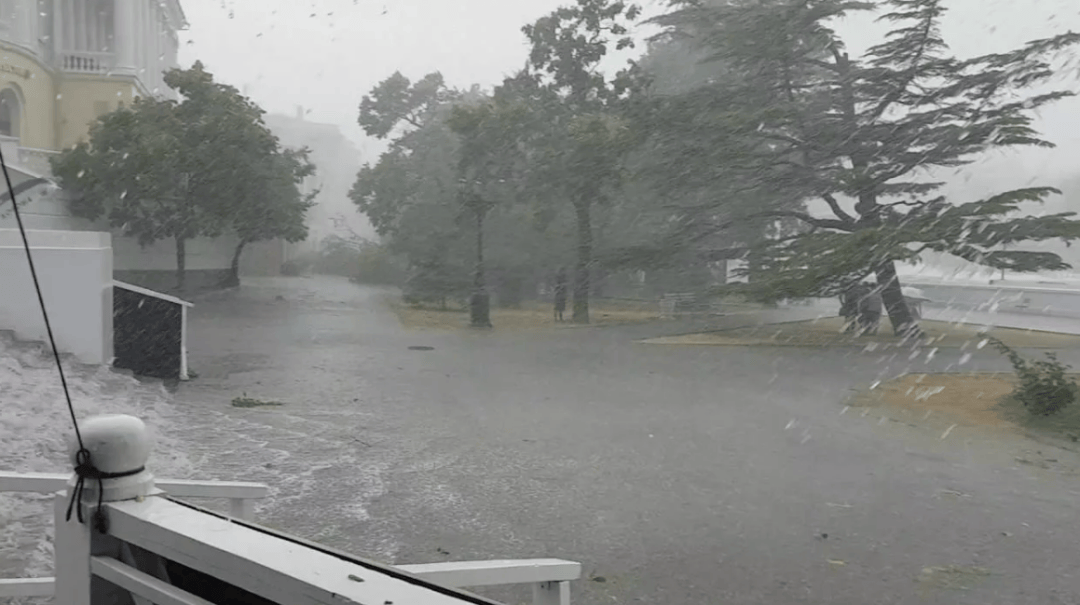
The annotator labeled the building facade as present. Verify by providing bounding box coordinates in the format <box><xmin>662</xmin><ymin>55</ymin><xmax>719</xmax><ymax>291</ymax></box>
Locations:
<box><xmin>0</xmin><ymin>1</ymin><xmax>215</xmax><ymax>291</ymax></box>
<box><xmin>0</xmin><ymin>0</ymin><xmax>184</xmax><ymax>177</ymax></box>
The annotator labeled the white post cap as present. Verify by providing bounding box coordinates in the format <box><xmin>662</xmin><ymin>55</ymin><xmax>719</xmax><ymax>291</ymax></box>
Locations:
<box><xmin>67</xmin><ymin>414</ymin><xmax>156</xmax><ymax>503</ymax></box>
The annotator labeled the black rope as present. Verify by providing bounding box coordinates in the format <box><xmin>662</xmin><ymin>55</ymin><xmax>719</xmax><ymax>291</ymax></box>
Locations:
<box><xmin>65</xmin><ymin>452</ymin><xmax>145</xmax><ymax>533</ymax></box>
<box><xmin>0</xmin><ymin>146</ymin><xmax>111</xmax><ymax>531</ymax></box>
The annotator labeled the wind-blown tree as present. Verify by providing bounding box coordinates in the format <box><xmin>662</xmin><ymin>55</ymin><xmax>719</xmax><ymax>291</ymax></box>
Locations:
<box><xmin>653</xmin><ymin>0</ymin><xmax>1080</xmax><ymax>336</ymax></box>
<box><xmin>520</xmin><ymin>0</ymin><xmax>643</xmax><ymax>323</ymax></box>
<box><xmin>351</xmin><ymin>72</ymin><xmax>474</xmax><ymax>307</ymax></box>
<box><xmin>53</xmin><ymin>61</ymin><xmax>310</xmax><ymax>291</ymax></box>
<box><xmin>223</xmin><ymin>147</ymin><xmax>318</xmax><ymax>287</ymax></box>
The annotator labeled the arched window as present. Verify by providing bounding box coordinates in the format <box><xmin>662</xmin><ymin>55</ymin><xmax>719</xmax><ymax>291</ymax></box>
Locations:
<box><xmin>0</xmin><ymin>88</ymin><xmax>21</xmax><ymax>139</ymax></box>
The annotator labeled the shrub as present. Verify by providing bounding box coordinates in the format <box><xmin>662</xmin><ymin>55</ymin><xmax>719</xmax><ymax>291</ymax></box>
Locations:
<box><xmin>989</xmin><ymin>337</ymin><xmax>1077</xmax><ymax>416</ymax></box>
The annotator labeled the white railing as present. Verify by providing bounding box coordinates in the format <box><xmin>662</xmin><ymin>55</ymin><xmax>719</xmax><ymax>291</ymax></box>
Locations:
<box><xmin>398</xmin><ymin>560</ymin><xmax>580</xmax><ymax>605</ymax></box>
<box><xmin>59</xmin><ymin>51</ymin><xmax>116</xmax><ymax>74</ymax></box>
<box><xmin>0</xmin><ymin>456</ymin><xmax>582</xmax><ymax>605</ymax></box>
<box><xmin>0</xmin><ymin>470</ymin><xmax>267</xmax><ymax>519</ymax></box>
<box><xmin>0</xmin><ymin>470</ymin><xmax>269</xmax><ymax>599</ymax></box>
<box><xmin>56</xmin><ymin>494</ymin><xmax>501</xmax><ymax>605</ymax></box>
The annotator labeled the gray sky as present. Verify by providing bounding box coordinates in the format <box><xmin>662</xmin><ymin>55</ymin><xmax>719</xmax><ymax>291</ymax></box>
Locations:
<box><xmin>178</xmin><ymin>0</ymin><xmax>574</xmax><ymax>157</ymax></box>
<box><xmin>178</xmin><ymin>0</ymin><xmax>1080</xmax><ymax>182</ymax></box>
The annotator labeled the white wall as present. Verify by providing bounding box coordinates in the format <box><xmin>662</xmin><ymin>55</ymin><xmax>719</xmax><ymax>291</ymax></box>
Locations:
<box><xmin>0</xmin><ymin>197</ymin><xmax>96</xmax><ymax>231</ymax></box>
<box><xmin>112</xmin><ymin>232</ymin><xmax>237</xmax><ymax>272</ymax></box>
<box><xmin>0</xmin><ymin>229</ymin><xmax>112</xmax><ymax>364</ymax></box>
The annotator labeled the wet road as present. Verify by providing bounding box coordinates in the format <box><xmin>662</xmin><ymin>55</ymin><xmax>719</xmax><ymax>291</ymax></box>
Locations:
<box><xmin>170</xmin><ymin>276</ymin><xmax>1079</xmax><ymax>605</ymax></box>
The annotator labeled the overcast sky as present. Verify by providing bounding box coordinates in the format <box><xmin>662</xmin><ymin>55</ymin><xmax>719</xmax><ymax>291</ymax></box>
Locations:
<box><xmin>177</xmin><ymin>0</ymin><xmax>1080</xmax><ymax>183</ymax></box>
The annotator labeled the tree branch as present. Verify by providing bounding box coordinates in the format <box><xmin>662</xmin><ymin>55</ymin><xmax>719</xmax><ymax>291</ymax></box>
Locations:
<box><xmin>866</xmin><ymin>11</ymin><xmax>936</xmax><ymax>121</ymax></box>
<box><xmin>733</xmin><ymin>210</ymin><xmax>854</xmax><ymax>232</ymax></box>
<box><xmin>821</xmin><ymin>193</ymin><xmax>857</xmax><ymax>224</ymax></box>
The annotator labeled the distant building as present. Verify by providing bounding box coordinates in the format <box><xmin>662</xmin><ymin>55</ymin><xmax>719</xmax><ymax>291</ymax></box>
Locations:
<box><xmin>241</xmin><ymin>107</ymin><xmax>367</xmax><ymax>276</ymax></box>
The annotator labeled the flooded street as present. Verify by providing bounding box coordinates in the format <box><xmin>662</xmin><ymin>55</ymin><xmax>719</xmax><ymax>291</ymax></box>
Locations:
<box><xmin>4</xmin><ymin>275</ymin><xmax>1080</xmax><ymax>603</ymax></box>
<box><xmin>86</xmin><ymin>276</ymin><xmax>1080</xmax><ymax>604</ymax></box>
<box><xmin>2</xmin><ymin>0</ymin><xmax>1080</xmax><ymax>601</ymax></box>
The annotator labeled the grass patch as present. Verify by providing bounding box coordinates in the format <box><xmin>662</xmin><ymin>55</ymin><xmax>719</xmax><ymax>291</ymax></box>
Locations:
<box><xmin>852</xmin><ymin>373</ymin><xmax>1080</xmax><ymax>443</ymax></box>
<box><xmin>231</xmin><ymin>396</ymin><xmax>285</xmax><ymax>408</ymax></box>
<box><xmin>642</xmin><ymin>316</ymin><xmax>1080</xmax><ymax>349</ymax></box>
<box><xmin>387</xmin><ymin>298</ymin><xmax>659</xmax><ymax>331</ymax></box>
<box><xmin>855</xmin><ymin>373</ymin><xmax>1017</xmax><ymax>429</ymax></box>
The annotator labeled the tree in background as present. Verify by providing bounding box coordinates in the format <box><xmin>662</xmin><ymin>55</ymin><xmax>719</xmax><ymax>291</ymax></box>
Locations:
<box><xmin>53</xmin><ymin>62</ymin><xmax>313</xmax><ymax>292</ymax></box>
<box><xmin>651</xmin><ymin>0</ymin><xmax>1080</xmax><ymax>335</ymax></box>
<box><xmin>223</xmin><ymin>146</ymin><xmax>318</xmax><ymax>288</ymax></box>
<box><xmin>447</xmin><ymin>89</ymin><xmax>537</xmax><ymax>326</ymax></box>
<box><xmin>350</xmin><ymin>71</ymin><xmax>474</xmax><ymax>307</ymax></box>
<box><xmin>520</xmin><ymin>0</ymin><xmax>643</xmax><ymax>323</ymax></box>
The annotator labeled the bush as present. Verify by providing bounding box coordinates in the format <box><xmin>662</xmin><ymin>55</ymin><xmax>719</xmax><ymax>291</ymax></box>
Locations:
<box><xmin>989</xmin><ymin>337</ymin><xmax>1077</xmax><ymax>416</ymax></box>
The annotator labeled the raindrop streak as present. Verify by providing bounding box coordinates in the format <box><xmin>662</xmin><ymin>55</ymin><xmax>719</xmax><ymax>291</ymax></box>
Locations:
<box><xmin>941</xmin><ymin>424</ymin><xmax>958</xmax><ymax>440</ymax></box>
<box><xmin>959</xmin><ymin>352</ymin><xmax>972</xmax><ymax>365</ymax></box>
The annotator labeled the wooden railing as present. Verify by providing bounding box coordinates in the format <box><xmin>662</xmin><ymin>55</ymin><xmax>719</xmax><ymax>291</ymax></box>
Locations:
<box><xmin>0</xmin><ymin>460</ymin><xmax>582</xmax><ymax>604</ymax></box>
<box><xmin>0</xmin><ymin>470</ymin><xmax>269</xmax><ymax>599</ymax></box>
<box><xmin>0</xmin><ymin>470</ymin><xmax>267</xmax><ymax>519</ymax></box>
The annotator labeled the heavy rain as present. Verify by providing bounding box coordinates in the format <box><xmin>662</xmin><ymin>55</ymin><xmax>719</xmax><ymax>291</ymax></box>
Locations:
<box><xmin>2</xmin><ymin>0</ymin><xmax>1080</xmax><ymax>604</ymax></box>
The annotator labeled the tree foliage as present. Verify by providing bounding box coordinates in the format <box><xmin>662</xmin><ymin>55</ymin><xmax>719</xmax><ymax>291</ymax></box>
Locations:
<box><xmin>650</xmin><ymin>0</ymin><xmax>1080</xmax><ymax>334</ymax></box>
<box><xmin>351</xmin><ymin>72</ymin><xmax>473</xmax><ymax>305</ymax></box>
<box><xmin>347</xmin><ymin>0</ymin><xmax>1080</xmax><ymax>337</ymax></box>
<box><xmin>52</xmin><ymin>61</ymin><xmax>314</xmax><ymax>291</ymax></box>
<box><xmin>519</xmin><ymin>0</ymin><xmax>644</xmax><ymax>322</ymax></box>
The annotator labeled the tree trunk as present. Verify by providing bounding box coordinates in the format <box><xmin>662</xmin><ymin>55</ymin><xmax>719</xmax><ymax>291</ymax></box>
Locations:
<box><xmin>224</xmin><ymin>240</ymin><xmax>246</xmax><ymax>288</ymax></box>
<box><xmin>175</xmin><ymin>236</ymin><xmax>187</xmax><ymax>292</ymax></box>
<box><xmin>572</xmin><ymin>201</ymin><xmax>592</xmax><ymax>324</ymax></box>
<box><xmin>875</xmin><ymin>260</ymin><xmax>919</xmax><ymax>338</ymax></box>
<box><xmin>470</xmin><ymin>209</ymin><xmax>491</xmax><ymax>328</ymax></box>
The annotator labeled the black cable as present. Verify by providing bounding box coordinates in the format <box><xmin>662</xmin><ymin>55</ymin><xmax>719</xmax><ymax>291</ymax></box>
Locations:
<box><xmin>0</xmin><ymin>149</ymin><xmax>81</xmax><ymax>448</ymax></box>
<box><xmin>0</xmin><ymin>145</ymin><xmax>104</xmax><ymax>528</ymax></box>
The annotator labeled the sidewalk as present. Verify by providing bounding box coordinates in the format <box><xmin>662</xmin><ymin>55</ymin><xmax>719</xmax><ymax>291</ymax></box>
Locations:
<box><xmin>774</xmin><ymin>298</ymin><xmax>1080</xmax><ymax>336</ymax></box>
<box><xmin>924</xmin><ymin>306</ymin><xmax>1080</xmax><ymax>335</ymax></box>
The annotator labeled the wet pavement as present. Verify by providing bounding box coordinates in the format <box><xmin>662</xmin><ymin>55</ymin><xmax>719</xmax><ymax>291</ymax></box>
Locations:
<box><xmin>156</xmin><ymin>276</ymin><xmax>1080</xmax><ymax>605</ymax></box>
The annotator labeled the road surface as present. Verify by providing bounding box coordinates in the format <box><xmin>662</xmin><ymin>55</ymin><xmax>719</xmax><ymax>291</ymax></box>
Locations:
<box><xmin>161</xmin><ymin>277</ymin><xmax>1080</xmax><ymax>604</ymax></box>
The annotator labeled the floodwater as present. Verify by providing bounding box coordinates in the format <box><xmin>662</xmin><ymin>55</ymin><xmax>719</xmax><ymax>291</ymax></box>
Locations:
<box><xmin>3</xmin><ymin>276</ymin><xmax>1080</xmax><ymax>604</ymax></box>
